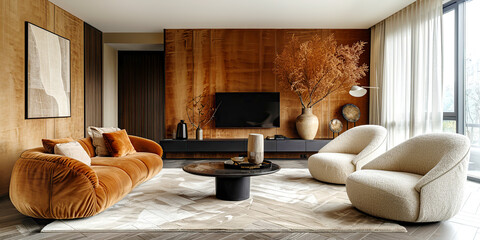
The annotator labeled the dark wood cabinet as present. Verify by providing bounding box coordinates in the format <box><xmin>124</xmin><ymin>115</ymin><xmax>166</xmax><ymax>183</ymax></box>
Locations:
<box><xmin>159</xmin><ymin>138</ymin><xmax>330</xmax><ymax>154</ymax></box>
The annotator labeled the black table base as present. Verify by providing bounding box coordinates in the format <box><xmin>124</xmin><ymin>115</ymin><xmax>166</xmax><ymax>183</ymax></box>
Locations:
<box><xmin>183</xmin><ymin>161</ymin><xmax>280</xmax><ymax>201</ymax></box>
<box><xmin>215</xmin><ymin>177</ymin><xmax>250</xmax><ymax>201</ymax></box>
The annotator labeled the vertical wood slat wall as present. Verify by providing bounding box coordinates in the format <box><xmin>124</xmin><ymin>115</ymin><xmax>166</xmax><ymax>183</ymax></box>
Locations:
<box><xmin>84</xmin><ymin>23</ymin><xmax>103</xmax><ymax>136</ymax></box>
<box><xmin>164</xmin><ymin>29</ymin><xmax>371</xmax><ymax>140</ymax></box>
<box><xmin>118</xmin><ymin>51</ymin><xmax>165</xmax><ymax>142</ymax></box>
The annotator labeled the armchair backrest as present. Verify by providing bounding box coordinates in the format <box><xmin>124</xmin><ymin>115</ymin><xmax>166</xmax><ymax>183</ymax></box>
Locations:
<box><xmin>364</xmin><ymin>133</ymin><xmax>470</xmax><ymax>176</ymax></box>
<box><xmin>319</xmin><ymin>125</ymin><xmax>387</xmax><ymax>155</ymax></box>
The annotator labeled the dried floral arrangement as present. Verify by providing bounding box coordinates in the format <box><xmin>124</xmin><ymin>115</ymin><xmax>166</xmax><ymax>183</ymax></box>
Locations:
<box><xmin>274</xmin><ymin>34</ymin><xmax>368</xmax><ymax>108</ymax></box>
<box><xmin>186</xmin><ymin>90</ymin><xmax>220</xmax><ymax>130</ymax></box>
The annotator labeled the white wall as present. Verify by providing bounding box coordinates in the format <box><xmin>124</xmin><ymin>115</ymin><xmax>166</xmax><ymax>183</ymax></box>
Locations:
<box><xmin>103</xmin><ymin>43</ymin><xmax>118</xmax><ymax>127</ymax></box>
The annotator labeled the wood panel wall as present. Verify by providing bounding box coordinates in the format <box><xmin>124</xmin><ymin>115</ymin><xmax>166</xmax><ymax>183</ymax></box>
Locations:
<box><xmin>84</xmin><ymin>23</ymin><xmax>103</xmax><ymax>136</ymax></box>
<box><xmin>165</xmin><ymin>29</ymin><xmax>370</xmax><ymax>140</ymax></box>
<box><xmin>118</xmin><ymin>51</ymin><xmax>165</xmax><ymax>142</ymax></box>
<box><xmin>0</xmin><ymin>0</ymin><xmax>84</xmax><ymax>196</ymax></box>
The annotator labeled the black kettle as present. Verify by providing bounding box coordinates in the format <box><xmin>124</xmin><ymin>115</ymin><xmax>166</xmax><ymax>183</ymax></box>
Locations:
<box><xmin>176</xmin><ymin>120</ymin><xmax>188</xmax><ymax>139</ymax></box>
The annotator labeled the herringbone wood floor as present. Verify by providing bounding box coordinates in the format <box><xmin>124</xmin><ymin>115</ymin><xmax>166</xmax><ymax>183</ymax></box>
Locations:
<box><xmin>1</xmin><ymin>160</ymin><xmax>480</xmax><ymax>240</ymax></box>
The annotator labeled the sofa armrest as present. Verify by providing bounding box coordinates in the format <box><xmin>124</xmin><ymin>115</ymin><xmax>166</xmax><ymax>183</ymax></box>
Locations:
<box><xmin>10</xmin><ymin>148</ymin><xmax>101</xmax><ymax>219</ymax></box>
<box><xmin>129</xmin><ymin>135</ymin><xmax>163</xmax><ymax>156</ymax></box>
<box><xmin>18</xmin><ymin>147</ymin><xmax>99</xmax><ymax>188</ymax></box>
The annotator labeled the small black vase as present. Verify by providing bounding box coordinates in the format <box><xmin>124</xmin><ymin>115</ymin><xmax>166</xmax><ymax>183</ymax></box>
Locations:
<box><xmin>176</xmin><ymin>120</ymin><xmax>188</xmax><ymax>140</ymax></box>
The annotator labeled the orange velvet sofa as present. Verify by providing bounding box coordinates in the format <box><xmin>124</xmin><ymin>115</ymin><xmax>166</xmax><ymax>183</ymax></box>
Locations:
<box><xmin>9</xmin><ymin>135</ymin><xmax>163</xmax><ymax>219</ymax></box>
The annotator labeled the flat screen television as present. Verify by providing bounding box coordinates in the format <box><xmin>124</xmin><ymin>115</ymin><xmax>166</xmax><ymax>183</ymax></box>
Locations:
<box><xmin>215</xmin><ymin>92</ymin><xmax>280</xmax><ymax>128</ymax></box>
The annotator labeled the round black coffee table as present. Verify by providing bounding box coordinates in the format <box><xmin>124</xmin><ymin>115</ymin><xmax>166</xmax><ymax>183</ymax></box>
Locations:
<box><xmin>182</xmin><ymin>161</ymin><xmax>280</xmax><ymax>201</ymax></box>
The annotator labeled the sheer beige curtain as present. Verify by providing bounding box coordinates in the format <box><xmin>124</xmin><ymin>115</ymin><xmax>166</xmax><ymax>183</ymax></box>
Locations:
<box><xmin>370</xmin><ymin>0</ymin><xmax>443</xmax><ymax>148</ymax></box>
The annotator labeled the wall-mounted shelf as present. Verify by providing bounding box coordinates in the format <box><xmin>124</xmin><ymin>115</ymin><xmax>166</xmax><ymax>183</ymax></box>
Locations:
<box><xmin>159</xmin><ymin>138</ymin><xmax>330</xmax><ymax>154</ymax></box>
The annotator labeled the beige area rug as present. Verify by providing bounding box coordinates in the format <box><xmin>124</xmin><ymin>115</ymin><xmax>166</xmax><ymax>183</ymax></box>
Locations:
<box><xmin>42</xmin><ymin>168</ymin><xmax>406</xmax><ymax>233</ymax></box>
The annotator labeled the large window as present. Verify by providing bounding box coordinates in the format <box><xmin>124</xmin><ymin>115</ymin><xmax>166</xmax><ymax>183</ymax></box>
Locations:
<box><xmin>442</xmin><ymin>7</ymin><xmax>457</xmax><ymax>133</ymax></box>
<box><xmin>444</xmin><ymin>0</ymin><xmax>480</xmax><ymax>181</ymax></box>
<box><xmin>465</xmin><ymin>0</ymin><xmax>480</xmax><ymax>179</ymax></box>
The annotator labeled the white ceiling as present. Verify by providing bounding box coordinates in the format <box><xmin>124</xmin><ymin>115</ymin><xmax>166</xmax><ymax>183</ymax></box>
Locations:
<box><xmin>50</xmin><ymin>0</ymin><xmax>416</xmax><ymax>33</ymax></box>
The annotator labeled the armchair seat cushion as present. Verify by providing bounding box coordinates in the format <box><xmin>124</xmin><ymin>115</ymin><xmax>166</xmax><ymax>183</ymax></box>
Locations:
<box><xmin>308</xmin><ymin>153</ymin><xmax>356</xmax><ymax>184</ymax></box>
<box><xmin>346</xmin><ymin>170</ymin><xmax>422</xmax><ymax>222</ymax></box>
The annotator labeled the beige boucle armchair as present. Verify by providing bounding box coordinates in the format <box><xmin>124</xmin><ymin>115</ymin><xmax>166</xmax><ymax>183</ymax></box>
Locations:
<box><xmin>308</xmin><ymin>125</ymin><xmax>388</xmax><ymax>184</ymax></box>
<box><xmin>346</xmin><ymin>133</ymin><xmax>470</xmax><ymax>222</ymax></box>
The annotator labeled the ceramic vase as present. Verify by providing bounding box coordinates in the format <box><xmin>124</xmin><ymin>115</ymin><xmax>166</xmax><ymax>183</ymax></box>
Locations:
<box><xmin>176</xmin><ymin>120</ymin><xmax>188</xmax><ymax>139</ymax></box>
<box><xmin>296</xmin><ymin>108</ymin><xmax>319</xmax><ymax>140</ymax></box>
<box><xmin>196</xmin><ymin>127</ymin><xmax>203</xmax><ymax>140</ymax></box>
<box><xmin>247</xmin><ymin>133</ymin><xmax>264</xmax><ymax>164</ymax></box>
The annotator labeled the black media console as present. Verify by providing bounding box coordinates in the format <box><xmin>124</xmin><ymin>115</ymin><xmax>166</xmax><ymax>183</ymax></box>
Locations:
<box><xmin>159</xmin><ymin>138</ymin><xmax>331</xmax><ymax>154</ymax></box>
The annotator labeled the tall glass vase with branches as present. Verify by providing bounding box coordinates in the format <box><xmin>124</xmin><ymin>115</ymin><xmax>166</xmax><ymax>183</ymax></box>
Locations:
<box><xmin>186</xmin><ymin>90</ymin><xmax>220</xmax><ymax>140</ymax></box>
<box><xmin>274</xmin><ymin>34</ymin><xmax>368</xmax><ymax>139</ymax></box>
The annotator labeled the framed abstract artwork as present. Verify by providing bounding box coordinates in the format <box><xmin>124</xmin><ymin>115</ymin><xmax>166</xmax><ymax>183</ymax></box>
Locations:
<box><xmin>25</xmin><ymin>22</ymin><xmax>71</xmax><ymax>119</ymax></box>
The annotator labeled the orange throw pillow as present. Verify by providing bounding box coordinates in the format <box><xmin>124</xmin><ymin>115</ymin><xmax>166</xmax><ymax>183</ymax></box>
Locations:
<box><xmin>42</xmin><ymin>137</ymin><xmax>74</xmax><ymax>153</ymax></box>
<box><xmin>102</xmin><ymin>129</ymin><xmax>136</xmax><ymax>157</ymax></box>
